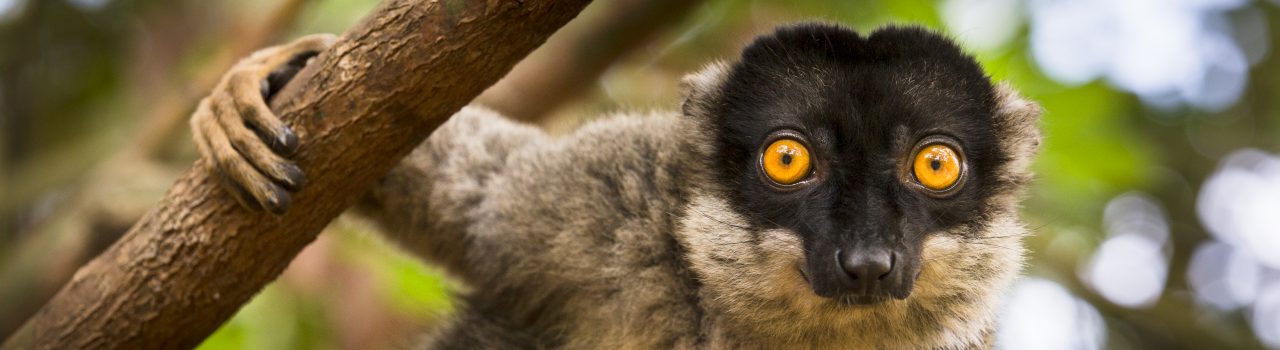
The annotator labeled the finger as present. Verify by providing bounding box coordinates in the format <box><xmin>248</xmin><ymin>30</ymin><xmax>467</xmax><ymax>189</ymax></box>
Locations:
<box><xmin>212</xmin><ymin>95</ymin><xmax>306</xmax><ymax>190</ymax></box>
<box><xmin>216</xmin><ymin>166</ymin><xmax>266</xmax><ymax>212</ymax></box>
<box><xmin>198</xmin><ymin>106</ymin><xmax>292</xmax><ymax>214</ymax></box>
<box><xmin>226</xmin><ymin>67</ymin><xmax>298</xmax><ymax>155</ymax></box>
<box><xmin>259</xmin><ymin>34</ymin><xmax>337</xmax><ymax>71</ymax></box>
<box><xmin>193</xmin><ymin>103</ymin><xmax>263</xmax><ymax>211</ymax></box>
<box><xmin>190</xmin><ymin>99</ymin><xmax>221</xmax><ymax>164</ymax></box>
<box><xmin>237</xmin><ymin>34</ymin><xmax>335</xmax><ymax>74</ymax></box>
<box><xmin>261</xmin><ymin>35</ymin><xmax>337</xmax><ymax>100</ymax></box>
<box><xmin>226</xmin><ymin>35</ymin><xmax>337</xmax><ymax>152</ymax></box>
<box><xmin>258</xmin><ymin>35</ymin><xmax>337</xmax><ymax>101</ymax></box>
<box><xmin>262</xmin><ymin>52</ymin><xmax>316</xmax><ymax>101</ymax></box>
<box><xmin>241</xmin><ymin>42</ymin><xmax>290</xmax><ymax>67</ymax></box>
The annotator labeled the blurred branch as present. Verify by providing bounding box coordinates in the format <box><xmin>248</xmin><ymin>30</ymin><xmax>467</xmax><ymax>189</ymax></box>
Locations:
<box><xmin>0</xmin><ymin>0</ymin><xmax>309</xmax><ymax>339</ymax></box>
<box><xmin>0</xmin><ymin>0</ymin><xmax>590</xmax><ymax>348</ymax></box>
<box><xmin>129</xmin><ymin>0</ymin><xmax>308</xmax><ymax>160</ymax></box>
<box><xmin>0</xmin><ymin>0</ymin><xmax>307</xmax><ymax>219</ymax></box>
<box><xmin>475</xmin><ymin>0</ymin><xmax>702</xmax><ymax>122</ymax></box>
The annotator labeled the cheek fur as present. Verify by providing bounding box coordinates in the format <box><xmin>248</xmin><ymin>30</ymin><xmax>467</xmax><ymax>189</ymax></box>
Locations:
<box><xmin>916</xmin><ymin>222</ymin><xmax>1026</xmax><ymax>298</ymax></box>
<box><xmin>916</xmin><ymin>234</ymin><xmax>965</xmax><ymax>299</ymax></box>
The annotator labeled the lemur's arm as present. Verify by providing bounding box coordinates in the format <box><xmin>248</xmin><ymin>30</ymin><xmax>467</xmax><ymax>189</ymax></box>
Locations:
<box><xmin>189</xmin><ymin>36</ymin><xmax>549</xmax><ymax>282</ymax></box>
<box><xmin>352</xmin><ymin>106</ymin><xmax>548</xmax><ymax>277</ymax></box>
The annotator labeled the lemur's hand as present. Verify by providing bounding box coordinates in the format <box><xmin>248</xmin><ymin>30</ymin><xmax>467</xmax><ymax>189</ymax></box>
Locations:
<box><xmin>191</xmin><ymin>34</ymin><xmax>336</xmax><ymax>214</ymax></box>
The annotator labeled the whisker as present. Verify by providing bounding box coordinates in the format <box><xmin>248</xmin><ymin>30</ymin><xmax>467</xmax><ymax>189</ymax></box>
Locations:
<box><xmin>674</xmin><ymin>207</ymin><xmax>752</xmax><ymax>230</ymax></box>
<box><xmin>958</xmin><ymin>241</ymin><xmax>1020</xmax><ymax>251</ymax></box>
<box><xmin>922</xmin><ymin>251</ymin><xmax>971</xmax><ymax>264</ymax></box>
<box><xmin>968</xmin><ymin>233</ymin><xmax>1029</xmax><ymax>240</ymax></box>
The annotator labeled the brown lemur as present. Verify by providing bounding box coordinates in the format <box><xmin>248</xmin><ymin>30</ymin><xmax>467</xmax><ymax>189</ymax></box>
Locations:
<box><xmin>190</xmin><ymin>22</ymin><xmax>1041</xmax><ymax>349</ymax></box>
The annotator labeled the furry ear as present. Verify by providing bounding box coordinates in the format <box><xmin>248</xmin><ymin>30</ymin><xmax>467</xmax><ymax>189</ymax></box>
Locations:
<box><xmin>992</xmin><ymin>82</ymin><xmax>1042</xmax><ymax>175</ymax></box>
<box><xmin>679</xmin><ymin>61</ymin><xmax>730</xmax><ymax>120</ymax></box>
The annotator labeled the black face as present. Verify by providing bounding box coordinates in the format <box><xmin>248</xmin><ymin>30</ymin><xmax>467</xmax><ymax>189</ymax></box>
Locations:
<box><xmin>709</xmin><ymin>23</ymin><xmax>1004</xmax><ymax>303</ymax></box>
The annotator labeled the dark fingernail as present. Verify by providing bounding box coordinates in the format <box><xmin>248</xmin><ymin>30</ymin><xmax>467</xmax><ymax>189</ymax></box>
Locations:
<box><xmin>263</xmin><ymin>185</ymin><xmax>292</xmax><ymax>215</ymax></box>
<box><xmin>279</xmin><ymin>127</ymin><xmax>299</xmax><ymax>154</ymax></box>
<box><xmin>279</xmin><ymin>163</ymin><xmax>306</xmax><ymax>190</ymax></box>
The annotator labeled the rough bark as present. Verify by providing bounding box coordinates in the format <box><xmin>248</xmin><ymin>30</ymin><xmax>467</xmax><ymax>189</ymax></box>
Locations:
<box><xmin>0</xmin><ymin>0</ymin><xmax>590</xmax><ymax>349</ymax></box>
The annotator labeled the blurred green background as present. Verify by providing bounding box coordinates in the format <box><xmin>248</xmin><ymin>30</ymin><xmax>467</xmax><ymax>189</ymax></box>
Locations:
<box><xmin>2</xmin><ymin>0</ymin><xmax>1279</xmax><ymax>349</ymax></box>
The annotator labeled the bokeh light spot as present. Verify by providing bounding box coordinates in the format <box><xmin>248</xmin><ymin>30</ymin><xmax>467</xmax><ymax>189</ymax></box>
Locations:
<box><xmin>999</xmin><ymin>278</ymin><xmax>1106</xmax><ymax>350</ymax></box>
<box><xmin>1188</xmin><ymin>240</ymin><xmax>1262</xmax><ymax>311</ymax></box>
<box><xmin>1028</xmin><ymin>0</ymin><xmax>1257</xmax><ymax>111</ymax></box>
<box><xmin>1084</xmin><ymin>193</ymin><xmax>1170</xmax><ymax>308</ymax></box>
<box><xmin>1197</xmin><ymin>149</ymin><xmax>1280</xmax><ymax>269</ymax></box>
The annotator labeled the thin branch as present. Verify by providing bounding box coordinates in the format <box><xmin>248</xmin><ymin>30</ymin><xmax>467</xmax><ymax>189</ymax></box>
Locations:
<box><xmin>475</xmin><ymin>0</ymin><xmax>702</xmax><ymax>122</ymax></box>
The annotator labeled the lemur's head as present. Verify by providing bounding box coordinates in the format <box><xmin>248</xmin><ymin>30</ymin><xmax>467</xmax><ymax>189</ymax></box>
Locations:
<box><xmin>677</xmin><ymin>22</ymin><xmax>1040</xmax><ymax>346</ymax></box>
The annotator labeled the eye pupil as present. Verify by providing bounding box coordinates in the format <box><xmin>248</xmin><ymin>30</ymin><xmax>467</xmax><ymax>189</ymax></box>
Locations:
<box><xmin>912</xmin><ymin>143</ymin><xmax>962</xmax><ymax>192</ymax></box>
<box><xmin>761</xmin><ymin>138</ymin><xmax>811</xmax><ymax>185</ymax></box>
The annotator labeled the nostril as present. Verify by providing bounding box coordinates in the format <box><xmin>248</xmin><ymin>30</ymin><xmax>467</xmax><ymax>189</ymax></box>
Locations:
<box><xmin>878</xmin><ymin>253</ymin><xmax>896</xmax><ymax>281</ymax></box>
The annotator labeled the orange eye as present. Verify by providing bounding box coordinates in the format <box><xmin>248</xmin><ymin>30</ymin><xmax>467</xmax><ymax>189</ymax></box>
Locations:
<box><xmin>761</xmin><ymin>139</ymin><xmax>812</xmax><ymax>185</ymax></box>
<box><xmin>912</xmin><ymin>144</ymin><xmax>962</xmax><ymax>191</ymax></box>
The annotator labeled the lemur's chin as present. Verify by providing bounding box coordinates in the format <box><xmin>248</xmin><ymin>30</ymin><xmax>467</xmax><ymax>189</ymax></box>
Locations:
<box><xmin>813</xmin><ymin>289</ymin><xmax>912</xmax><ymax>307</ymax></box>
<box><xmin>836</xmin><ymin>294</ymin><xmax>893</xmax><ymax>306</ymax></box>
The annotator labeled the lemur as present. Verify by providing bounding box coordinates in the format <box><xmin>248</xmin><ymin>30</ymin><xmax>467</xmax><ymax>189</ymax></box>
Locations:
<box><xmin>190</xmin><ymin>22</ymin><xmax>1042</xmax><ymax>349</ymax></box>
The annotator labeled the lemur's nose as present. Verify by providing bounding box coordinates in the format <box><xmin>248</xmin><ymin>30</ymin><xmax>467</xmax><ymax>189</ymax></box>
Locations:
<box><xmin>838</xmin><ymin>248</ymin><xmax>894</xmax><ymax>292</ymax></box>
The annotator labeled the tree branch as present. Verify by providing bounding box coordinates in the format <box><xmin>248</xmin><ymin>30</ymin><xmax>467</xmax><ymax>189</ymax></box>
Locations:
<box><xmin>474</xmin><ymin>0</ymin><xmax>702</xmax><ymax>122</ymax></box>
<box><xmin>1</xmin><ymin>0</ymin><xmax>590</xmax><ymax>348</ymax></box>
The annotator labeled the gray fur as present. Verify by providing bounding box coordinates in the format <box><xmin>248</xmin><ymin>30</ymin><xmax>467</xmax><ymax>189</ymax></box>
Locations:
<box><xmin>353</xmin><ymin>62</ymin><xmax>1042</xmax><ymax>349</ymax></box>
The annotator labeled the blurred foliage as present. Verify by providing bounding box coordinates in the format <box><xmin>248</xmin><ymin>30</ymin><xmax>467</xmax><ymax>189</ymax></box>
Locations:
<box><xmin>3</xmin><ymin>0</ymin><xmax>1279</xmax><ymax>349</ymax></box>
<box><xmin>198</xmin><ymin>220</ymin><xmax>454</xmax><ymax>350</ymax></box>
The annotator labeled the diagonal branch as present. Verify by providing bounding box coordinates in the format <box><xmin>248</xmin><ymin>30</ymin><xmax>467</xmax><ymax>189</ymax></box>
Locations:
<box><xmin>1</xmin><ymin>0</ymin><xmax>591</xmax><ymax>348</ymax></box>
<box><xmin>475</xmin><ymin>0</ymin><xmax>703</xmax><ymax>121</ymax></box>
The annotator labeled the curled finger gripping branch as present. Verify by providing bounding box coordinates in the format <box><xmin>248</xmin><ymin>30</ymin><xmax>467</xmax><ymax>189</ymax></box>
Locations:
<box><xmin>190</xmin><ymin>34</ymin><xmax>337</xmax><ymax>214</ymax></box>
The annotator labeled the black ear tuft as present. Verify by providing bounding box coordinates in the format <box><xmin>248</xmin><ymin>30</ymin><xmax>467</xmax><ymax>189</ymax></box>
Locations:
<box><xmin>738</xmin><ymin>22</ymin><xmax>866</xmax><ymax>69</ymax></box>
<box><xmin>864</xmin><ymin>25</ymin><xmax>984</xmax><ymax>73</ymax></box>
<box><xmin>731</xmin><ymin>22</ymin><xmax>985</xmax><ymax>82</ymax></box>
